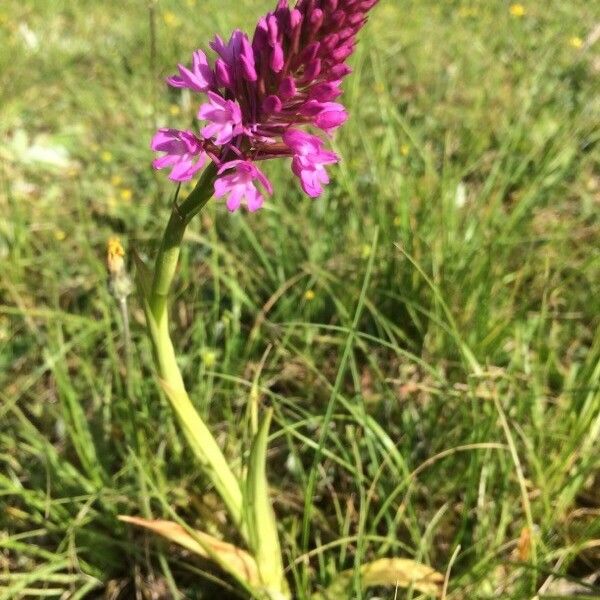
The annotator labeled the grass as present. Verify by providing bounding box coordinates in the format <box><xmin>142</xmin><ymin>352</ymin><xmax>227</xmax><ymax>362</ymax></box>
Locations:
<box><xmin>1</xmin><ymin>0</ymin><xmax>599</xmax><ymax>597</ymax></box>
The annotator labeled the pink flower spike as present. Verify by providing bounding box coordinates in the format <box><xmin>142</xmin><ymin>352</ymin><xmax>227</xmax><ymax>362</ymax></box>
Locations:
<box><xmin>214</xmin><ymin>160</ymin><xmax>273</xmax><ymax>212</ymax></box>
<box><xmin>166</xmin><ymin>50</ymin><xmax>214</xmax><ymax>93</ymax></box>
<box><xmin>198</xmin><ymin>92</ymin><xmax>245</xmax><ymax>145</ymax></box>
<box><xmin>151</xmin><ymin>128</ymin><xmax>207</xmax><ymax>182</ymax></box>
<box><xmin>283</xmin><ymin>129</ymin><xmax>338</xmax><ymax>197</ymax></box>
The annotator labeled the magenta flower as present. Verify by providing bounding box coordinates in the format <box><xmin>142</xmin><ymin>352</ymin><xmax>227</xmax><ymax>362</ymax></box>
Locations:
<box><xmin>151</xmin><ymin>129</ymin><xmax>207</xmax><ymax>182</ymax></box>
<box><xmin>151</xmin><ymin>0</ymin><xmax>378</xmax><ymax>210</ymax></box>
<box><xmin>198</xmin><ymin>91</ymin><xmax>246</xmax><ymax>145</ymax></box>
<box><xmin>284</xmin><ymin>129</ymin><xmax>339</xmax><ymax>197</ymax></box>
<box><xmin>214</xmin><ymin>160</ymin><xmax>273</xmax><ymax>212</ymax></box>
<box><xmin>167</xmin><ymin>50</ymin><xmax>215</xmax><ymax>92</ymax></box>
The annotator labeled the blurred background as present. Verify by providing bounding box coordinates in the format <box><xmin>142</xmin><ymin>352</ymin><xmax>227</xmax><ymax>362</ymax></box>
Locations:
<box><xmin>1</xmin><ymin>0</ymin><xmax>599</xmax><ymax>598</ymax></box>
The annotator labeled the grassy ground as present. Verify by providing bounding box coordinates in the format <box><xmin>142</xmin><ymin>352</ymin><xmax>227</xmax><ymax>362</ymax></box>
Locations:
<box><xmin>1</xmin><ymin>0</ymin><xmax>599</xmax><ymax>598</ymax></box>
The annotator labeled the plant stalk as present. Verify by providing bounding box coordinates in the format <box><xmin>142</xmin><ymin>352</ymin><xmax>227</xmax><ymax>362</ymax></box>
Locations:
<box><xmin>144</xmin><ymin>163</ymin><xmax>246</xmax><ymax>535</ymax></box>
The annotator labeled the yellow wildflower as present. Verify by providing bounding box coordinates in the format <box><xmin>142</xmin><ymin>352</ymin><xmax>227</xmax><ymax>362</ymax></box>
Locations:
<box><xmin>201</xmin><ymin>349</ymin><xmax>217</xmax><ymax>368</ymax></box>
<box><xmin>569</xmin><ymin>36</ymin><xmax>583</xmax><ymax>49</ymax></box>
<box><xmin>169</xmin><ymin>104</ymin><xmax>181</xmax><ymax>116</ymax></box>
<box><xmin>163</xmin><ymin>11</ymin><xmax>178</xmax><ymax>27</ymax></box>
<box><xmin>458</xmin><ymin>7</ymin><xmax>477</xmax><ymax>18</ymax></box>
<box><xmin>120</xmin><ymin>188</ymin><xmax>133</xmax><ymax>202</ymax></box>
<box><xmin>509</xmin><ymin>4</ymin><xmax>526</xmax><ymax>17</ymax></box>
<box><xmin>101</xmin><ymin>150</ymin><xmax>113</xmax><ymax>163</ymax></box>
<box><xmin>400</xmin><ymin>144</ymin><xmax>410</xmax><ymax>157</ymax></box>
<box><xmin>304</xmin><ymin>289</ymin><xmax>316</xmax><ymax>301</ymax></box>
<box><xmin>54</xmin><ymin>229</ymin><xmax>66</xmax><ymax>241</ymax></box>
<box><xmin>107</xmin><ymin>237</ymin><xmax>125</xmax><ymax>275</ymax></box>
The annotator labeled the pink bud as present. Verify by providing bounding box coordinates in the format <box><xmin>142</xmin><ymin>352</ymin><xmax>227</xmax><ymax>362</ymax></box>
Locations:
<box><xmin>214</xmin><ymin>59</ymin><xmax>231</xmax><ymax>88</ymax></box>
<box><xmin>310</xmin><ymin>82</ymin><xmax>342</xmax><ymax>102</ymax></box>
<box><xmin>267</xmin><ymin>14</ymin><xmax>279</xmax><ymax>44</ymax></box>
<box><xmin>279</xmin><ymin>76</ymin><xmax>297</xmax><ymax>99</ymax></box>
<box><xmin>328</xmin><ymin>64</ymin><xmax>352</xmax><ymax>80</ymax></box>
<box><xmin>298</xmin><ymin>42</ymin><xmax>320</xmax><ymax>64</ymax></box>
<box><xmin>263</xmin><ymin>95</ymin><xmax>283</xmax><ymax>113</ymax></box>
<box><xmin>331</xmin><ymin>10</ymin><xmax>346</xmax><ymax>28</ymax></box>
<box><xmin>314</xmin><ymin>104</ymin><xmax>347</xmax><ymax>131</ymax></box>
<box><xmin>348</xmin><ymin>13</ymin><xmax>366</xmax><ymax>25</ymax></box>
<box><xmin>303</xmin><ymin>58</ymin><xmax>322</xmax><ymax>82</ymax></box>
<box><xmin>308</xmin><ymin>8</ymin><xmax>324</xmax><ymax>34</ymax></box>
<box><xmin>332</xmin><ymin>42</ymin><xmax>354</xmax><ymax>62</ymax></box>
<box><xmin>289</xmin><ymin>8</ymin><xmax>302</xmax><ymax>30</ymax></box>
<box><xmin>270</xmin><ymin>42</ymin><xmax>284</xmax><ymax>72</ymax></box>
<box><xmin>252</xmin><ymin>17</ymin><xmax>269</xmax><ymax>52</ymax></box>
<box><xmin>322</xmin><ymin>33</ymin><xmax>340</xmax><ymax>53</ymax></box>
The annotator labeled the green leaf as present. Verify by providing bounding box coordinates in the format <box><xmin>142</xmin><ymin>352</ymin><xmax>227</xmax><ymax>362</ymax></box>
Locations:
<box><xmin>245</xmin><ymin>409</ymin><xmax>289</xmax><ymax>596</ymax></box>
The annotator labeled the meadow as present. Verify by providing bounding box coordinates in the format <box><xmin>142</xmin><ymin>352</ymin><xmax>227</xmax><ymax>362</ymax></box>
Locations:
<box><xmin>1</xmin><ymin>0</ymin><xmax>599</xmax><ymax>598</ymax></box>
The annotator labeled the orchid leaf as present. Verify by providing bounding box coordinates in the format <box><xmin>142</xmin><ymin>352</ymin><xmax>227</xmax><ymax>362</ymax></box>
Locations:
<box><xmin>322</xmin><ymin>558</ymin><xmax>444</xmax><ymax>598</ymax></box>
<box><xmin>158</xmin><ymin>378</ymin><xmax>245</xmax><ymax>534</ymax></box>
<box><xmin>245</xmin><ymin>408</ymin><xmax>288</xmax><ymax>596</ymax></box>
<box><xmin>118</xmin><ymin>516</ymin><xmax>260</xmax><ymax>588</ymax></box>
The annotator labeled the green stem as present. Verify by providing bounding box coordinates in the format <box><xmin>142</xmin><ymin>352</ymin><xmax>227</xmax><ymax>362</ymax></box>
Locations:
<box><xmin>145</xmin><ymin>163</ymin><xmax>246</xmax><ymax>536</ymax></box>
<box><xmin>150</xmin><ymin>163</ymin><xmax>217</xmax><ymax>321</ymax></box>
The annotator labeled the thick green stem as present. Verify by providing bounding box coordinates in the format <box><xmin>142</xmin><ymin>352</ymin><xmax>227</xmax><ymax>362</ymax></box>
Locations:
<box><xmin>145</xmin><ymin>163</ymin><xmax>246</xmax><ymax>536</ymax></box>
<box><xmin>150</xmin><ymin>163</ymin><xmax>217</xmax><ymax>321</ymax></box>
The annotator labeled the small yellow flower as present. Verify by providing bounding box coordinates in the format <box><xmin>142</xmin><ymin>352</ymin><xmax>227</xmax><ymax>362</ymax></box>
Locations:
<box><xmin>361</xmin><ymin>243</ymin><xmax>371</xmax><ymax>258</ymax></box>
<box><xmin>458</xmin><ymin>7</ymin><xmax>477</xmax><ymax>18</ymax></box>
<box><xmin>201</xmin><ymin>349</ymin><xmax>217</xmax><ymax>368</ymax></box>
<box><xmin>54</xmin><ymin>229</ymin><xmax>66</xmax><ymax>241</ymax></box>
<box><xmin>101</xmin><ymin>150</ymin><xmax>113</xmax><ymax>163</ymax></box>
<box><xmin>107</xmin><ymin>237</ymin><xmax>125</xmax><ymax>275</ymax></box>
<box><xmin>304</xmin><ymin>289</ymin><xmax>316</xmax><ymax>301</ymax></box>
<box><xmin>509</xmin><ymin>4</ymin><xmax>526</xmax><ymax>17</ymax></box>
<box><xmin>569</xmin><ymin>36</ymin><xmax>583</xmax><ymax>49</ymax></box>
<box><xmin>169</xmin><ymin>104</ymin><xmax>181</xmax><ymax>116</ymax></box>
<box><xmin>163</xmin><ymin>11</ymin><xmax>178</xmax><ymax>27</ymax></box>
<box><xmin>120</xmin><ymin>188</ymin><xmax>133</xmax><ymax>202</ymax></box>
<box><xmin>110</xmin><ymin>174</ymin><xmax>123</xmax><ymax>187</ymax></box>
<box><xmin>400</xmin><ymin>144</ymin><xmax>410</xmax><ymax>157</ymax></box>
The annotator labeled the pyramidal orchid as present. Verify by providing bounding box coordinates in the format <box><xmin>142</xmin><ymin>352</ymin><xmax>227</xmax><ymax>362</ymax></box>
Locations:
<box><xmin>151</xmin><ymin>0</ymin><xmax>378</xmax><ymax>211</ymax></box>
<box><xmin>125</xmin><ymin>1</ymin><xmax>384</xmax><ymax>594</ymax></box>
